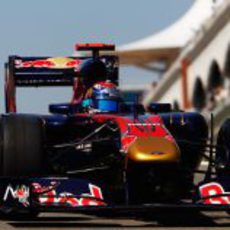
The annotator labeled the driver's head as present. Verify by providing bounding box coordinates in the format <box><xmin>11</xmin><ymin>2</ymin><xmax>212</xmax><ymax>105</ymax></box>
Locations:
<box><xmin>92</xmin><ymin>81</ymin><xmax>120</xmax><ymax>113</ymax></box>
<box><xmin>82</xmin><ymin>81</ymin><xmax>120</xmax><ymax>113</ymax></box>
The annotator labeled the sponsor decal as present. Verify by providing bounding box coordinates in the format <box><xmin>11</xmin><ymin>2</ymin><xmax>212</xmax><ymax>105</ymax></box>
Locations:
<box><xmin>32</xmin><ymin>181</ymin><xmax>105</xmax><ymax>207</ymax></box>
<box><xmin>15</xmin><ymin>59</ymin><xmax>55</xmax><ymax>68</ymax></box>
<box><xmin>199</xmin><ymin>182</ymin><xmax>230</xmax><ymax>204</ymax></box>
<box><xmin>3</xmin><ymin>184</ymin><xmax>30</xmax><ymax>207</ymax></box>
<box><xmin>128</xmin><ymin>123</ymin><xmax>159</xmax><ymax>127</ymax></box>
<box><xmin>15</xmin><ymin>57</ymin><xmax>80</xmax><ymax>69</ymax></box>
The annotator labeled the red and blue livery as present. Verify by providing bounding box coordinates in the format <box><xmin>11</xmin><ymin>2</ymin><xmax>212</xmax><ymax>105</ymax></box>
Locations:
<box><xmin>1</xmin><ymin>43</ymin><xmax>230</xmax><ymax>217</ymax></box>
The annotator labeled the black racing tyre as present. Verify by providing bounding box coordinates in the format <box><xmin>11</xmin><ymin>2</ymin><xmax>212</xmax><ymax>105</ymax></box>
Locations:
<box><xmin>216</xmin><ymin>119</ymin><xmax>230</xmax><ymax>175</ymax></box>
<box><xmin>0</xmin><ymin>114</ymin><xmax>44</xmax><ymax>176</ymax></box>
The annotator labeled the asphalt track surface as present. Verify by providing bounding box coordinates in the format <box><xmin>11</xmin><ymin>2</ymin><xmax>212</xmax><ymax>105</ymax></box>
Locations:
<box><xmin>0</xmin><ymin>211</ymin><xmax>230</xmax><ymax>229</ymax></box>
<box><xmin>1</xmin><ymin>165</ymin><xmax>230</xmax><ymax>229</ymax></box>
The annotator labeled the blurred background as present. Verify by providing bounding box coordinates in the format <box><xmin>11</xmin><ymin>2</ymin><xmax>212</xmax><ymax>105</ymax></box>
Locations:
<box><xmin>1</xmin><ymin>0</ymin><xmax>230</xmax><ymax>135</ymax></box>
<box><xmin>0</xmin><ymin>0</ymin><xmax>192</xmax><ymax>112</ymax></box>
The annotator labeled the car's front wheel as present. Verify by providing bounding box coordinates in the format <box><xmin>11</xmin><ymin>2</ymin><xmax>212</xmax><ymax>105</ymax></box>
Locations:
<box><xmin>216</xmin><ymin>119</ymin><xmax>230</xmax><ymax>176</ymax></box>
<box><xmin>0</xmin><ymin>114</ymin><xmax>44</xmax><ymax>176</ymax></box>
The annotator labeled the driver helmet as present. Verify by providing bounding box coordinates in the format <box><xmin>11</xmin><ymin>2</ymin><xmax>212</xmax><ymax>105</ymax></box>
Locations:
<box><xmin>83</xmin><ymin>81</ymin><xmax>120</xmax><ymax>113</ymax></box>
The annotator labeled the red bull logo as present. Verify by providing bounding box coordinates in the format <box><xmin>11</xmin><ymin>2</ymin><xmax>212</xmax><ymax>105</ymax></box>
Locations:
<box><xmin>15</xmin><ymin>57</ymin><xmax>81</xmax><ymax>69</ymax></box>
<box><xmin>32</xmin><ymin>182</ymin><xmax>105</xmax><ymax>207</ymax></box>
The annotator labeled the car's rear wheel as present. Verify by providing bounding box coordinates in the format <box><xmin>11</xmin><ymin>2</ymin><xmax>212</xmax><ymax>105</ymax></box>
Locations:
<box><xmin>216</xmin><ymin>119</ymin><xmax>230</xmax><ymax>176</ymax></box>
<box><xmin>0</xmin><ymin>114</ymin><xmax>44</xmax><ymax>176</ymax></box>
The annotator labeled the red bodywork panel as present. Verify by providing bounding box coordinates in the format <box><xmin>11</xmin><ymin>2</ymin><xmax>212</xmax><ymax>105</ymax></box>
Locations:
<box><xmin>77</xmin><ymin>113</ymin><xmax>175</xmax><ymax>153</ymax></box>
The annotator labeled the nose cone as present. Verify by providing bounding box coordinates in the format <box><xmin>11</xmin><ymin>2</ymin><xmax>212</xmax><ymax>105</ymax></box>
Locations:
<box><xmin>127</xmin><ymin>136</ymin><xmax>180</xmax><ymax>163</ymax></box>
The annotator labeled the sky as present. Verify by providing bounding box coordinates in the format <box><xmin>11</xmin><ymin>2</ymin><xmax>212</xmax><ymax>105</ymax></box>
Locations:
<box><xmin>0</xmin><ymin>0</ymin><xmax>193</xmax><ymax>113</ymax></box>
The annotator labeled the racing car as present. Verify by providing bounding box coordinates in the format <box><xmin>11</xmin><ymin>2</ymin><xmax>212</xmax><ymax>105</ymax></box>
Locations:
<box><xmin>1</xmin><ymin>43</ymin><xmax>230</xmax><ymax>216</ymax></box>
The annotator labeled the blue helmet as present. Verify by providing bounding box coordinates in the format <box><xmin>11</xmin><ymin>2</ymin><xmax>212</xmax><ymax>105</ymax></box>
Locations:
<box><xmin>91</xmin><ymin>81</ymin><xmax>120</xmax><ymax>112</ymax></box>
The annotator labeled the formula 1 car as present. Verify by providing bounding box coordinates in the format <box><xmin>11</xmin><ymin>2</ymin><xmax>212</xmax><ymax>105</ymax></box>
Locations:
<box><xmin>1</xmin><ymin>43</ymin><xmax>230</xmax><ymax>216</ymax></box>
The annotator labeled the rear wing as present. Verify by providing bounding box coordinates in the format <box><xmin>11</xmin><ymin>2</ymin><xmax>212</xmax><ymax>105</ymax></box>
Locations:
<box><xmin>7</xmin><ymin>56</ymin><xmax>81</xmax><ymax>87</ymax></box>
<box><xmin>5</xmin><ymin>43</ymin><xmax>118</xmax><ymax>112</ymax></box>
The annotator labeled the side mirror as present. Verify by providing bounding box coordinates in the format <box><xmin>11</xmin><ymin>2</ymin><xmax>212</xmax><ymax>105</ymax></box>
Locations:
<box><xmin>49</xmin><ymin>103</ymin><xmax>81</xmax><ymax>114</ymax></box>
<box><xmin>148</xmin><ymin>103</ymin><xmax>172</xmax><ymax>113</ymax></box>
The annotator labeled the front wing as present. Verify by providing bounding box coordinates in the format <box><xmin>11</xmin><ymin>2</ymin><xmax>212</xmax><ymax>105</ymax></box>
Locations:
<box><xmin>1</xmin><ymin>177</ymin><xmax>230</xmax><ymax>214</ymax></box>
